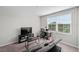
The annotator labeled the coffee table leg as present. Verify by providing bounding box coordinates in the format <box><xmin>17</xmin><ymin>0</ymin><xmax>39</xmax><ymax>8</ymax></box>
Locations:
<box><xmin>25</xmin><ymin>41</ymin><xmax>29</xmax><ymax>52</ymax></box>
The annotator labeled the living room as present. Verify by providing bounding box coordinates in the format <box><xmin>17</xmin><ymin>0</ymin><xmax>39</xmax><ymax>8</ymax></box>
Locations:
<box><xmin>0</xmin><ymin>6</ymin><xmax>79</xmax><ymax>52</ymax></box>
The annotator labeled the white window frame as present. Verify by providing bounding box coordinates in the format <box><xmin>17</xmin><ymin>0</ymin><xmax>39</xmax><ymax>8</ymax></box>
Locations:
<box><xmin>47</xmin><ymin>13</ymin><xmax>72</xmax><ymax>35</ymax></box>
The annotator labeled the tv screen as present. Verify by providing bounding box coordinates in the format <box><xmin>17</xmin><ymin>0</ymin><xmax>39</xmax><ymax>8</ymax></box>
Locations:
<box><xmin>21</xmin><ymin>27</ymin><xmax>32</xmax><ymax>35</ymax></box>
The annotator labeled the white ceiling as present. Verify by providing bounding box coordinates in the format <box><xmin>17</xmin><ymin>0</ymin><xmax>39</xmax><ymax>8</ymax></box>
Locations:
<box><xmin>0</xmin><ymin>6</ymin><xmax>75</xmax><ymax>16</ymax></box>
<box><xmin>35</xmin><ymin>6</ymin><xmax>75</xmax><ymax>16</ymax></box>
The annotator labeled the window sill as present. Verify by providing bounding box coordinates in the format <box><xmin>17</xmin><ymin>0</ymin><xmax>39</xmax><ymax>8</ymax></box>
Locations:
<box><xmin>48</xmin><ymin>30</ymin><xmax>72</xmax><ymax>35</ymax></box>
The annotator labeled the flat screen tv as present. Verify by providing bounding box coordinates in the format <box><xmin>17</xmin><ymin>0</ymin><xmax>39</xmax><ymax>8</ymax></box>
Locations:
<box><xmin>21</xmin><ymin>27</ymin><xmax>32</xmax><ymax>35</ymax></box>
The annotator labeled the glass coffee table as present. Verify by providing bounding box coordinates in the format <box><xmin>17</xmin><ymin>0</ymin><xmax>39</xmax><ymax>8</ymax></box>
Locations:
<box><xmin>24</xmin><ymin>36</ymin><xmax>40</xmax><ymax>52</ymax></box>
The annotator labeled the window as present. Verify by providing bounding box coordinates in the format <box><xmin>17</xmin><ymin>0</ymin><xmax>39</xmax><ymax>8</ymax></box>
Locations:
<box><xmin>47</xmin><ymin>17</ymin><xmax>57</xmax><ymax>31</ymax></box>
<box><xmin>48</xmin><ymin>22</ymin><xmax>56</xmax><ymax>31</ymax></box>
<box><xmin>47</xmin><ymin>14</ymin><xmax>71</xmax><ymax>33</ymax></box>
<box><xmin>58</xmin><ymin>24</ymin><xmax>70</xmax><ymax>33</ymax></box>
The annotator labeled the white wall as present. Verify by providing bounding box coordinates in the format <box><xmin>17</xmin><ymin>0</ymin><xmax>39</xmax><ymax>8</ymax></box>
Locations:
<box><xmin>0</xmin><ymin>7</ymin><xmax>40</xmax><ymax>47</ymax></box>
<box><xmin>40</xmin><ymin>16</ymin><xmax>47</xmax><ymax>28</ymax></box>
<box><xmin>40</xmin><ymin>7</ymin><xmax>78</xmax><ymax>48</ymax></box>
<box><xmin>78</xmin><ymin>7</ymin><xmax>79</xmax><ymax>48</ymax></box>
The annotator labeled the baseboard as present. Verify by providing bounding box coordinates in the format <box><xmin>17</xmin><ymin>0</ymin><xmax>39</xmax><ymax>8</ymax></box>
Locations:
<box><xmin>60</xmin><ymin>41</ymin><xmax>78</xmax><ymax>48</ymax></box>
<box><xmin>0</xmin><ymin>41</ymin><xmax>16</xmax><ymax>47</ymax></box>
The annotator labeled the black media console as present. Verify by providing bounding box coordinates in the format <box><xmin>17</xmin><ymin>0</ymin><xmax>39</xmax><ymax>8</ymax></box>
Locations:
<box><xmin>18</xmin><ymin>27</ymin><xmax>32</xmax><ymax>43</ymax></box>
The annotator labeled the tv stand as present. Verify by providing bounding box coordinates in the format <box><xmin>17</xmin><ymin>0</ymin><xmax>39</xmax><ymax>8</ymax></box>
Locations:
<box><xmin>18</xmin><ymin>35</ymin><xmax>27</xmax><ymax>43</ymax></box>
<box><xmin>18</xmin><ymin>33</ymin><xmax>34</xmax><ymax>43</ymax></box>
